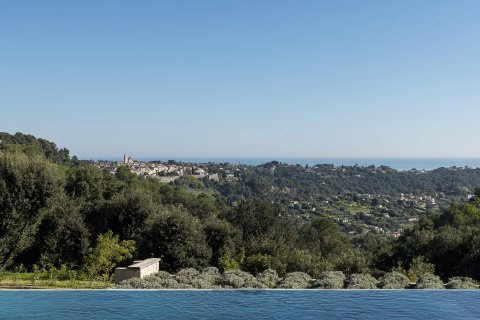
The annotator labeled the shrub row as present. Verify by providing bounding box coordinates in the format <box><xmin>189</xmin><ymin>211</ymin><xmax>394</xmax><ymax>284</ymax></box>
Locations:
<box><xmin>117</xmin><ymin>270</ymin><xmax>479</xmax><ymax>290</ymax></box>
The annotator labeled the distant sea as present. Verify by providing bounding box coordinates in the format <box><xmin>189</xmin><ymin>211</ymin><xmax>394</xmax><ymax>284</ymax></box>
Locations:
<box><xmin>128</xmin><ymin>157</ymin><xmax>480</xmax><ymax>171</ymax></box>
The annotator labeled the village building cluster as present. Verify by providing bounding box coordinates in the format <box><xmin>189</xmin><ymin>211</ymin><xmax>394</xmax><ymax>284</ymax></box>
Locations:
<box><xmin>92</xmin><ymin>154</ymin><xmax>211</xmax><ymax>183</ymax></box>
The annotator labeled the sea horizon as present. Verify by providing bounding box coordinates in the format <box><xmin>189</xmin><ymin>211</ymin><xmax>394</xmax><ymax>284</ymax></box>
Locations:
<box><xmin>85</xmin><ymin>157</ymin><xmax>480</xmax><ymax>171</ymax></box>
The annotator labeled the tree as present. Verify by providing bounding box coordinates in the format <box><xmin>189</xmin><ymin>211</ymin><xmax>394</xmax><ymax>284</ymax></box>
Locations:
<box><xmin>203</xmin><ymin>218</ymin><xmax>240</xmax><ymax>267</ymax></box>
<box><xmin>138</xmin><ymin>207</ymin><xmax>212</xmax><ymax>272</ymax></box>
<box><xmin>298</xmin><ymin>217</ymin><xmax>349</xmax><ymax>257</ymax></box>
<box><xmin>66</xmin><ymin>164</ymin><xmax>124</xmax><ymax>204</ymax></box>
<box><xmin>83</xmin><ymin>231</ymin><xmax>136</xmax><ymax>280</ymax></box>
<box><xmin>98</xmin><ymin>190</ymin><xmax>158</xmax><ymax>240</ymax></box>
<box><xmin>392</xmin><ymin>197</ymin><xmax>480</xmax><ymax>280</ymax></box>
<box><xmin>226</xmin><ymin>201</ymin><xmax>292</xmax><ymax>240</ymax></box>
<box><xmin>0</xmin><ymin>152</ymin><xmax>65</xmax><ymax>269</ymax></box>
<box><xmin>406</xmin><ymin>256</ymin><xmax>435</xmax><ymax>282</ymax></box>
<box><xmin>0</xmin><ymin>132</ymin><xmax>71</xmax><ymax>164</ymax></box>
<box><xmin>15</xmin><ymin>194</ymin><xmax>90</xmax><ymax>269</ymax></box>
<box><xmin>243</xmin><ymin>233</ymin><xmax>290</xmax><ymax>275</ymax></box>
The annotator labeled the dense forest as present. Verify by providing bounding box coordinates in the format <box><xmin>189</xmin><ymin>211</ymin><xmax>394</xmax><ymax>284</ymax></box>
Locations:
<box><xmin>200</xmin><ymin>161</ymin><xmax>480</xmax><ymax>201</ymax></box>
<box><xmin>175</xmin><ymin>160</ymin><xmax>480</xmax><ymax>235</ymax></box>
<box><xmin>1</xmin><ymin>132</ymin><xmax>480</xmax><ymax>285</ymax></box>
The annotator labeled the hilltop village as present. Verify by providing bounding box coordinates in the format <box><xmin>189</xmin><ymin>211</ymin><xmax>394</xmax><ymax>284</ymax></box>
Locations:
<box><xmin>92</xmin><ymin>154</ymin><xmax>218</xmax><ymax>183</ymax></box>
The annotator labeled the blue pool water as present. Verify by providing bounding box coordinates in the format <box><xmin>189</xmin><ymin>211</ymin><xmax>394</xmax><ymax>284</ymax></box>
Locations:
<box><xmin>0</xmin><ymin>290</ymin><xmax>479</xmax><ymax>319</ymax></box>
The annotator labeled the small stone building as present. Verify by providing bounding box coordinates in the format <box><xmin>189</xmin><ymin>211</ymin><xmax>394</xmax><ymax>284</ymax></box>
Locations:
<box><xmin>114</xmin><ymin>258</ymin><xmax>160</xmax><ymax>284</ymax></box>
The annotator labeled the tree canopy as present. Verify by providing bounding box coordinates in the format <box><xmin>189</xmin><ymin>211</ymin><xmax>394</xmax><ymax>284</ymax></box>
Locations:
<box><xmin>1</xmin><ymin>133</ymin><xmax>480</xmax><ymax>282</ymax></box>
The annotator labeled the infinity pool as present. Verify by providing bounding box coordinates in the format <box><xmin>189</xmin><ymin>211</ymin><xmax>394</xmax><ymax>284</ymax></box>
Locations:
<box><xmin>1</xmin><ymin>290</ymin><xmax>479</xmax><ymax>319</ymax></box>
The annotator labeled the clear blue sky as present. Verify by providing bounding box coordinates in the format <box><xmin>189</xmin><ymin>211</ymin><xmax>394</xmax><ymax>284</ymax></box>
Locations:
<box><xmin>1</xmin><ymin>0</ymin><xmax>479</xmax><ymax>159</ymax></box>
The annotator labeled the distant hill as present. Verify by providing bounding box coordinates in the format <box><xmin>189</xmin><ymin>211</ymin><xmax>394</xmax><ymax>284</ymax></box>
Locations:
<box><xmin>200</xmin><ymin>161</ymin><xmax>480</xmax><ymax>201</ymax></box>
